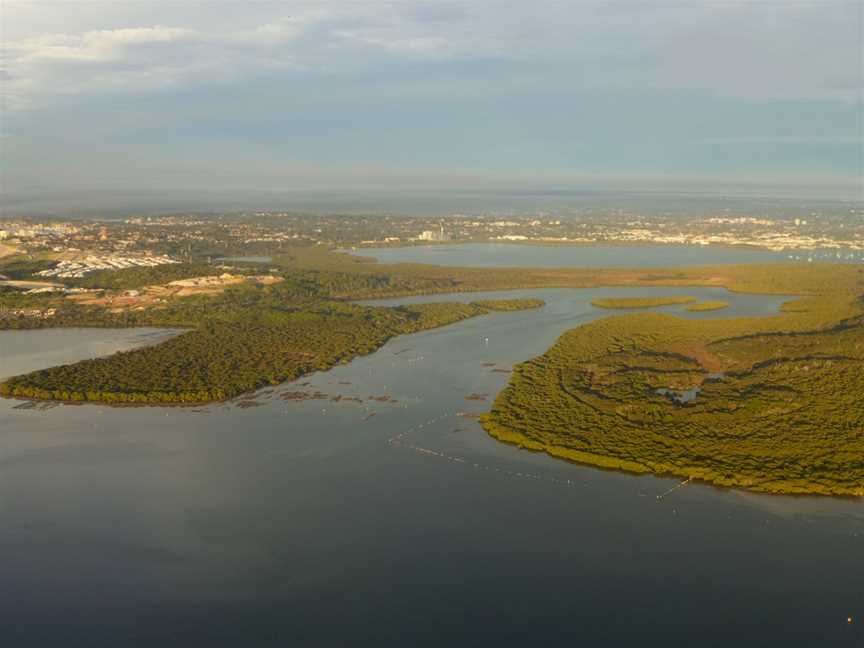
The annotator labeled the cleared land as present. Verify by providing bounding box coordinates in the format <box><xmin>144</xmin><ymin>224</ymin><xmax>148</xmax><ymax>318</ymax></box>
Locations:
<box><xmin>68</xmin><ymin>273</ymin><xmax>283</xmax><ymax>311</ymax></box>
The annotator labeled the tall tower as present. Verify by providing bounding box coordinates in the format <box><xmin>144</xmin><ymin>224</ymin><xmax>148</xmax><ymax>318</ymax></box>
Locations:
<box><xmin>99</xmin><ymin>226</ymin><xmax>109</xmax><ymax>241</ymax></box>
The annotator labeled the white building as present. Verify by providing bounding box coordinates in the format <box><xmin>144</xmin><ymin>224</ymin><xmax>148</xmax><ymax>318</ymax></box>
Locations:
<box><xmin>417</xmin><ymin>224</ymin><xmax>450</xmax><ymax>242</ymax></box>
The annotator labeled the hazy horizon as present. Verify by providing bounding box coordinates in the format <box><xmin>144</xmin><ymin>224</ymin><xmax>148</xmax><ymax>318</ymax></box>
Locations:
<box><xmin>2</xmin><ymin>186</ymin><xmax>861</xmax><ymax>220</ymax></box>
<box><xmin>2</xmin><ymin>0</ymin><xmax>862</xmax><ymax>206</ymax></box>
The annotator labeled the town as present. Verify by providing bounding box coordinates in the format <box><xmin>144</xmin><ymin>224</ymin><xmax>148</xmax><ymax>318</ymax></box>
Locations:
<box><xmin>1</xmin><ymin>206</ymin><xmax>863</xmax><ymax>265</ymax></box>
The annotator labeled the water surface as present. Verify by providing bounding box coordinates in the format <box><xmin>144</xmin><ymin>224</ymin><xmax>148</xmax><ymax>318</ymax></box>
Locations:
<box><xmin>0</xmin><ymin>327</ymin><xmax>181</xmax><ymax>380</ymax></box>
<box><xmin>0</xmin><ymin>287</ymin><xmax>861</xmax><ymax>647</ymax></box>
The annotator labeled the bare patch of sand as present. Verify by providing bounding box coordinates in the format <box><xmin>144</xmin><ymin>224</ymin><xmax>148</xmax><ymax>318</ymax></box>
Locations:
<box><xmin>0</xmin><ymin>243</ymin><xmax>18</xmax><ymax>259</ymax></box>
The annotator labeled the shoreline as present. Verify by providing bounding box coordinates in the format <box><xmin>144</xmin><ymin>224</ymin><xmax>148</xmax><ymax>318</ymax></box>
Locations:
<box><xmin>0</xmin><ymin>262</ymin><xmax>831</xmax><ymax>405</ymax></box>
<box><xmin>481</xmin><ymin>418</ymin><xmax>864</xmax><ymax>498</ymax></box>
<box><xmin>0</xmin><ymin>299</ymin><xmax>544</xmax><ymax>407</ymax></box>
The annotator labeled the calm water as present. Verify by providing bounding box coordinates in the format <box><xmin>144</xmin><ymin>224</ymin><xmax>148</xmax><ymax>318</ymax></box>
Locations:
<box><xmin>0</xmin><ymin>327</ymin><xmax>182</xmax><ymax>380</ymax></box>
<box><xmin>1</xmin><ymin>286</ymin><xmax>862</xmax><ymax>647</ymax></box>
<box><xmin>350</xmin><ymin>243</ymin><xmax>842</xmax><ymax>267</ymax></box>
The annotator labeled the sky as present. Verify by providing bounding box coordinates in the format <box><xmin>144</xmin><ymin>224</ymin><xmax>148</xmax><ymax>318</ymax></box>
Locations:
<box><xmin>1</xmin><ymin>0</ymin><xmax>862</xmax><ymax>206</ymax></box>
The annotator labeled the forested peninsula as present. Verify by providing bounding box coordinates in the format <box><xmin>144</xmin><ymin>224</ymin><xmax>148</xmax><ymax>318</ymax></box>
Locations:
<box><xmin>481</xmin><ymin>265</ymin><xmax>864</xmax><ymax>496</ymax></box>
<box><xmin>0</xmin><ymin>294</ymin><xmax>543</xmax><ymax>404</ymax></box>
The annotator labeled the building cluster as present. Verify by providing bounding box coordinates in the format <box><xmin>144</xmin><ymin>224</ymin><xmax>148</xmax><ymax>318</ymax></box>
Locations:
<box><xmin>0</xmin><ymin>308</ymin><xmax>57</xmax><ymax>320</ymax></box>
<box><xmin>0</xmin><ymin>222</ymin><xmax>80</xmax><ymax>242</ymax></box>
<box><xmin>1</xmin><ymin>204</ymin><xmax>862</xmax><ymax>269</ymax></box>
<box><xmin>576</xmin><ymin>227</ymin><xmax>864</xmax><ymax>252</ymax></box>
<box><xmin>417</xmin><ymin>225</ymin><xmax>451</xmax><ymax>242</ymax></box>
<box><xmin>36</xmin><ymin>255</ymin><xmax>179</xmax><ymax>279</ymax></box>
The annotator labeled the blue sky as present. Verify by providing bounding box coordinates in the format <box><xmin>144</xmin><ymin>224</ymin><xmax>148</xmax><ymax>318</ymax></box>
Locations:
<box><xmin>1</xmin><ymin>0</ymin><xmax>862</xmax><ymax>200</ymax></box>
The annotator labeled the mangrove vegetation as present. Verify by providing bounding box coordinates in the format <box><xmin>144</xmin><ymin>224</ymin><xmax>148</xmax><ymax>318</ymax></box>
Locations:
<box><xmin>482</xmin><ymin>270</ymin><xmax>864</xmax><ymax>496</ymax></box>
<box><xmin>685</xmin><ymin>301</ymin><xmax>729</xmax><ymax>312</ymax></box>
<box><xmin>0</xmin><ymin>294</ymin><xmax>543</xmax><ymax>404</ymax></box>
<box><xmin>591</xmin><ymin>296</ymin><xmax>697</xmax><ymax>309</ymax></box>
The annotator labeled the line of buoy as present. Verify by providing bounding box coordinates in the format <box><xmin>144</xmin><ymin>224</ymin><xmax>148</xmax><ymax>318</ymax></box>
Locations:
<box><xmin>656</xmin><ymin>476</ymin><xmax>693</xmax><ymax>501</ymax></box>
<box><xmin>387</xmin><ymin>413</ymin><xmax>584</xmax><ymax>487</ymax></box>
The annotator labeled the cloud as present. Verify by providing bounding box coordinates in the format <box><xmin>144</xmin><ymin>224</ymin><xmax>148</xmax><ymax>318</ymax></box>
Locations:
<box><xmin>1</xmin><ymin>5</ymin><xmax>495</xmax><ymax>108</ymax></box>
<box><xmin>2</xmin><ymin>0</ymin><xmax>860</xmax><ymax>112</ymax></box>
<box><xmin>333</xmin><ymin>30</ymin><xmax>457</xmax><ymax>58</ymax></box>
<box><xmin>12</xmin><ymin>26</ymin><xmax>197</xmax><ymax>63</ymax></box>
<box><xmin>1</xmin><ymin>0</ymin><xmax>860</xmax><ymax>197</ymax></box>
<box><xmin>2</xmin><ymin>25</ymin><xmax>205</xmax><ymax>107</ymax></box>
<box><xmin>0</xmin><ymin>13</ymin><xmax>298</xmax><ymax>108</ymax></box>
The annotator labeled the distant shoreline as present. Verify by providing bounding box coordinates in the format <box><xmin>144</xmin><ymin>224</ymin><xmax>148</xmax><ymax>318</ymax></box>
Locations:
<box><xmin>344</xmin><ymin>239</ymin><xmax>861</xmax><ymax>256</ymax></box>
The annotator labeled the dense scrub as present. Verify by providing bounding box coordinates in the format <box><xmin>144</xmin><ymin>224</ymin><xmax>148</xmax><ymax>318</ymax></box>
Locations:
<box><xmin>482</xmin><ymin>292</ymin><xmax>864</xmax><ymax>496</ymax></box>
<box><xmin>591</xmin><ymin>296</ymin><xmax>697</xmax><ymax>309</ymax></box>
<box><xmin>0</xmin><ymin>286</ymin><xmax>55</xmax><ymax>308</ymax></box>
<box><xmin>685</xmin><ymin>301</ymin><xmax>729</xmax><ymax>312</ymax></box>
<box><xmin>0</xmin><ymin>258</ymin><xmax>57</xmax><ymax>279</ymax></box>
<box><xmin>470</xmin><ymin>298</ymin><xmax>545</xmax><ymax>311</ymax></box>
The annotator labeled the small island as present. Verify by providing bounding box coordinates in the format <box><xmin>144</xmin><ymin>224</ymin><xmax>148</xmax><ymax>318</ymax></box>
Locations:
<box><xmin>470</xmin><ymin>298</ymin><xmax>545</xmax><ymax>311</ymax></box>
<box><xmin>685</xmin><ymin>301</ymin><xmax>729</xmax><ymax>312</ymax></box>
<box><xmin>591</xmin><ymin>296</ymin><xmax>697</xmax><ymax>309</ymax></box>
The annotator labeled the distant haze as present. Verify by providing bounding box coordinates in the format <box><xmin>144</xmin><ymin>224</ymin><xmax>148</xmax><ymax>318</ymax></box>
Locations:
<box><xmin>2</xmin><ymin>1</ymin><xmax>862</xmax><ymax>208</ymax></box>
<box><xmin>2</xmin><ymin>188</ymin><xmax>860</xmax><ymax>221</ymax></box>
